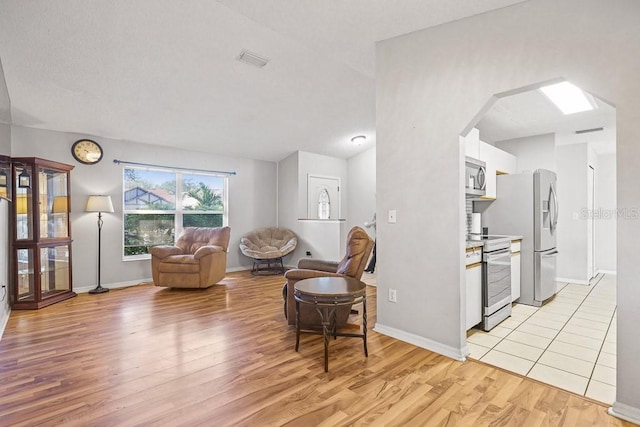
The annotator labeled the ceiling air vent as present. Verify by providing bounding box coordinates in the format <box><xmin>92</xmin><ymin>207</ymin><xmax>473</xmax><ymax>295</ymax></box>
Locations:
<box><xmin>575</xmin><ymin>127</ymin><xmax>604</xmax><ymax>134</ymax></box>
<box><xmin>236</xmin><ymin>50</ymin><xmax>269</xmax><ymax>68</ymax></box>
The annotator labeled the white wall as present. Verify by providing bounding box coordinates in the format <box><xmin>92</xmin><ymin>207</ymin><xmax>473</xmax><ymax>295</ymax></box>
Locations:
<box><xmin>0</xmin><ymin>59</ymin><xmax>9</xmax><ymax>335</ymax></box>
<box><xmin>10</xmin><ymin>125</ymin><xmax>278</xmax><ymax>290</ymax></box>
<box><xmin>278</xmin><ymin>151</ymin><xmax>348</xmax><ymax>265</ymax></box>
<box><xmin>347</xmin><ymin>147</ymin><xmax>376</xmax><ymax>239</ymax></box>
<box><xmin>277</xmin><ymin>151</ymin><xmax>299</xmax><ymax>266</ymax></box>
<box><xmin>556</xmin><ymin>144</ymin><xmax>589</xmax><ymax>283</ymax></box>
<box><xmin>0</xmin><ymin>57</ymin><xmax>9</xmax><ymax>127</ymax></box>
<box><xmin>0</xmin><ymin>199</ymin><xmax>9</xmax><ymax>338</ymax></box>
<box><xmin>376</xmin><ymin>0</ymin><xmax>640</xmax><ymax>415</ymax></box>
<box><xmin>0</xmin><ymin>123</ymin><xmax>9</xmax><ymax>154</ymax></box>
<box><xmin>596</xmin><ymin>154</ymin><xmax>617</xmax><ymax>273</ymax></box>
<box><xmin>495</xmin><ymin>133</ymin><xmax>556</xmax><ymax>173</ymax></box>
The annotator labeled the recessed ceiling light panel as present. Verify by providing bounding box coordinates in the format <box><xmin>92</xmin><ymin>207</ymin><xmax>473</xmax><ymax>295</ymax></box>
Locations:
<box><xmin>540</xmin><ymin>81</ymin><xmax>596</xmax><ymax>115</ymax></box>
<box><xmin>236</xmin><ymin>50</ymin><xmax>269</xmax><ymax>68</ymax></box>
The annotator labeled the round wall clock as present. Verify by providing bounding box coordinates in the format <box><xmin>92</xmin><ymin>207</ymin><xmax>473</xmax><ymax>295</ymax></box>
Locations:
<box><xmin>71</xmin><ymin>139</ymin><xmax>104</xmax><ymax>165</ymax></box>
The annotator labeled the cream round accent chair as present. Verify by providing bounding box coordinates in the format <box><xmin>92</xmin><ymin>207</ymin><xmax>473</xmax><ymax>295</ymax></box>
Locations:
<box><xmin>240</xmin><ymin>227</ymin><xmax>298</xmax><ymax>275</ymax></box>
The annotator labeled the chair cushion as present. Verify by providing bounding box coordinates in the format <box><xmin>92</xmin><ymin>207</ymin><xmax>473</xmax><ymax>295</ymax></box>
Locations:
<box><xmin>176</xmin><ymin>227</ymin><xmax>231</xmax><ymax>254</ymax></box>
<box><xmin>158</xmin><ymin>255</ymin><xmax>200</xmax><ymax>274</ymax></box>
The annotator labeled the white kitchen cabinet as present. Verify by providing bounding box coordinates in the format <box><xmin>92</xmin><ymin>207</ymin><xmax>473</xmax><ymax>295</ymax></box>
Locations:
<box><xmin>478</xmin><ymin>141</ymin><xmax>518</xmax><ymax>199</ymax></box>
<box><xmin>511</xmin><ymin>240</ymin><xmax>521</xmax><ymax>302</ymax></box>
<box><xmin>465</xmin><ymin>247</ymin><xmax>482</xmax><ymax>330</ymax></box>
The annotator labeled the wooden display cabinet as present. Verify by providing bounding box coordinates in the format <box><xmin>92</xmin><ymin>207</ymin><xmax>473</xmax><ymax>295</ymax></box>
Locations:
<box><xmin>0</xmin><ymin>155</ymin><xmax>10</xmax><ymax>201</ymax></box>
<box><xmin>11</xmin><ymin>157</ymin><xmax>76</xmax><ymax>309</ymax></box>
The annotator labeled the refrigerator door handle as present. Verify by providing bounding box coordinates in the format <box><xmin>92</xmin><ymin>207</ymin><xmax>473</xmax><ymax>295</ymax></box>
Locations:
<box><xmin>549</xmin><ymin>183</ymin><xmax>558</xmax><ymax>233</ymax></box>
<box><xmin>542</xmin><ymin>250</ymin><xmax>559</xmax><ymax>257</ymax></box>
<box><xmin>552</xmin><ymin>183</ymin><xmax>559</xmax><ymax>229</ymax></box>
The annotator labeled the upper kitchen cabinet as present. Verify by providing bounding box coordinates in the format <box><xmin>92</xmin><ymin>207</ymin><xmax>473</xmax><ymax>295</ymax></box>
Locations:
<box><xmin>478</xmin><ymin>142</ymin><xmax>517</xmax><ymax>199</ymax></box>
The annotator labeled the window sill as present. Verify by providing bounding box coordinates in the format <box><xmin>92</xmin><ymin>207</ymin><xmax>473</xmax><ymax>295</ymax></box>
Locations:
<box><xmin>123</xmin><ymin>254</ymin><xmax>151</xmax><ymax>262</ymax></box>
<box><xmin>297</xmin><ymin>218</ymin><xmax>346</xmax><ymax>222</ymax></box>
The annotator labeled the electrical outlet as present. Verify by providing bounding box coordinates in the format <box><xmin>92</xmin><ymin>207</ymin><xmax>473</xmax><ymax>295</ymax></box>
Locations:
<box><xmin>305</xmin><ymin>251</ymin><xmax>312</xmax><ymax>257</ymax></box>
<box><xmin>388</xmin><ymin>288</ymin><xmax>397</xmax><ymax>303</ymax></box>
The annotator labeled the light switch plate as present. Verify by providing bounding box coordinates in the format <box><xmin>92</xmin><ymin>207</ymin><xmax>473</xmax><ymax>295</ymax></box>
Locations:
<box><xmin>388</xmin><ymin>209</ymin><xmax>397</xmax><ymax>223</ymax></box>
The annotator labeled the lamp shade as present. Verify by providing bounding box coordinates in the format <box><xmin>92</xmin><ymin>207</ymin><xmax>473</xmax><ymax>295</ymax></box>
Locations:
<box><xmin>52</xmin><ymin>196</ymin><xmax>68</xmax><ymax>213</ymax></box>
<box><xmin>85</xmin><ymin>195</ymin><xmax>114</xmax><ymax>213</ymax></box>
<box><xmin>16</xmin><ymin>194</ymin><xmax>28</xmax><ymax>214</ymax></box>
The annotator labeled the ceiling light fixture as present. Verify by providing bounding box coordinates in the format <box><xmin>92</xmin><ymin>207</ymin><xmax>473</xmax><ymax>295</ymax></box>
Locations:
<box><xmin>540</xmin><ymin>81</ymin><xmax>596</xmax><ymax>115</ymax></box>
<box><xmin>351</xmin><ymin>135</ymin><xmax>366</xmax><ymax>145</ymax></box>
<box><xmin>236</xmin><ymin>49</ymin><xmax>269</xmax><ymax>68</ymax></box>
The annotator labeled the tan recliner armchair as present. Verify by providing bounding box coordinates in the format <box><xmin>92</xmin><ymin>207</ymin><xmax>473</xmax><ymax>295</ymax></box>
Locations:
<box><xmin>150</xmin><ymin>226</ymin><xmax>231</xmax><ymax>289</ymax></box>
<box><xmin>282</xmin><ymin>226</ymin><xmax>374</xmax><ymax>327</ymax></box>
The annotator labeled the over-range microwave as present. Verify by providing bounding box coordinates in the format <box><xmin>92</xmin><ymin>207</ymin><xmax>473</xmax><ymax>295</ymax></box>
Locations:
<box><xmin>465</xmin><ymin>156</ymin><xmax>486</xmax><ymax>197</ymax></box>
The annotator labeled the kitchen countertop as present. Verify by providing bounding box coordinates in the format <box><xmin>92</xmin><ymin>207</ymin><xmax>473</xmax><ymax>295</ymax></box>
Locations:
<box><xmin>465</xmin><ymin>234</ymin><xmax>523</xmax><ymax>249</ymax></box>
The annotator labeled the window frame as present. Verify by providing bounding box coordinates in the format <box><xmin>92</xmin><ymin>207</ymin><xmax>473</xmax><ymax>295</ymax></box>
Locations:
<box><xmin>121</xmin><ymin>166</ymin><xmax>229</xmax><ymax>261</ymax></box>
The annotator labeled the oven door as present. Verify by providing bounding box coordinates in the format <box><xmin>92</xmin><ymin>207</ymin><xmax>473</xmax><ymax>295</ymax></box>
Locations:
<box><xmin>483</xmin><ymin>248</ymin><xmax>512</xmax><ymax>315</ymax></box>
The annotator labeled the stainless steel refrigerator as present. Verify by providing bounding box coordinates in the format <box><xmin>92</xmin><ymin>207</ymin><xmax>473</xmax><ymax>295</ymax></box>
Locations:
<box><xmin>480</xmin><ymin>169</ymin><xmax>559</xmax><ymax>306</ymax></box>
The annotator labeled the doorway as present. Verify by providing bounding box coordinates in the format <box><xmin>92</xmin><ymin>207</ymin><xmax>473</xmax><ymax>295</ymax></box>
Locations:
<box><xmin>462</xmin><ymin>79</ymin><xmax>617</xmax><ymax>404</ymax></box>
<box><xmin>307</xmin><ymin>175</ymin><xmax>340</xmax><ymax>220</ymax></box>
<box><xmin>588</xmin><ymin>165</ymin><xmax>595</xmax><ymax>280</ymax></box>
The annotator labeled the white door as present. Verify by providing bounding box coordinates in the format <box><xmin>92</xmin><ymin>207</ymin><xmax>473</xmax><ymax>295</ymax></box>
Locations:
<box><xmin>307</xmin><ymin>175</ymin><xmax>340</xmax><ymax>220</ymax></box>
<box><xmin>587</xmin><ymin>165</ymin><xmax>595</xmax><ymax>279</ymax></box>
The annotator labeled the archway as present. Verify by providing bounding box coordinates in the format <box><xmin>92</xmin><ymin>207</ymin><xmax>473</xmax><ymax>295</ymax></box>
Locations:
<box><xmin>462</xmin><ymin>79</ymin><xmax>617</xmax><ymax>404</ymax></box>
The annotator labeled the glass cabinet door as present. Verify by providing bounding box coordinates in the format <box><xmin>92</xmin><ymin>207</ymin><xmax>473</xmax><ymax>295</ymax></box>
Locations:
<box><xmin>17</xmin><ymin>248</ymin><xmax>35</xmax><ymax>302</ymax></box>
<box><xmin>40</xmin><ymin>245</ymin><xmax>71</xmax><ymax>298</ymax></box>
<box><xmin>39</xmin><ymin>167</ymin><xmax>69</xmax><ymax>239</ymax></box>
<box><xmin>15</xmin><ymin>164</ymin><xmax>34</xmax><ymax>241</ymax></box>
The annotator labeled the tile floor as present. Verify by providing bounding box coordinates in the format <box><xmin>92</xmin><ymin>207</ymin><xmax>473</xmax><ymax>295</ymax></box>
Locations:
<box><xmin>467</xmin><ymin>273</ymin><xmax>617</xmax><ymax>404</ymax></box>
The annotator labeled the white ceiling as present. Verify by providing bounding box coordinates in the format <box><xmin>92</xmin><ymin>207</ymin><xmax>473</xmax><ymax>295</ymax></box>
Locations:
<box><xmin>0</xmin><ymin>0</ymin><xmax>527</xmax><ymax>162</ymax></box>
<box><xmin>476</xmin><ymin>86</ymin><xmax>616</xmax><ymax>154</ymax></box>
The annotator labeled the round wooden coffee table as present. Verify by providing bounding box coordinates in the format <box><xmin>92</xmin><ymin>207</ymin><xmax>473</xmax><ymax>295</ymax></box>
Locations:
<box><xmin>293</xmin><ymin>276</ymin><xmax>368</xmax><ymax>372</ymax></box>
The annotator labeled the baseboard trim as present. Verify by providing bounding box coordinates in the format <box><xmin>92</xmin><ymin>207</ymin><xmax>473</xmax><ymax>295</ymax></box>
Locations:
<box><xmin>597</xmin><ymin>269</ymin><xmax>617</xmax><ymax>276</ymax></box>
<box><xmin>608</xmin><ymin>402</ymin><xmax>640</xmax><ymax>424</ymax></box>
<box><xmin>0</xmin><ymin>308</ymin><xmax>10</xmax><ymax>341</ymax></box>
<box><xmin>75</xmin><ymin>277</ymin><xmax>153</xmax><ymax>294</ymax></box>
<box><xmin>373</xmin><ymin>323</ymin><xmax>466</xmax><ymax>362</ymax></box>
<box><xmin>556</xmin><ymin>277</ymin><xmax>588</xmax><ymax>285</ymax></box>
<box><xmin>75</xmin><ymin>268</ymin><xmax>260</xmax><ymax>293</ymax></box>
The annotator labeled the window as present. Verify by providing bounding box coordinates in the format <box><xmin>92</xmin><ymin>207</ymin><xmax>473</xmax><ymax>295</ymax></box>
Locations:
<box><xmin>123</xmin><ymin>167</ymin><xmax>228</xmax><ymax>259</ymax></box>
<box><xmin>317</xmin><ymin>188</ymin><xmax>331</xmax><ymax>219</ymax></box>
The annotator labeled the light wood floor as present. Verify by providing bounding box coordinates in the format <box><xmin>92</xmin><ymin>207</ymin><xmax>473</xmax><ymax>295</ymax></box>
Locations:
<box><xmin>0</xmin><ymin>271</ymin><xmax>634</xmax><ymax>426</ymax></box>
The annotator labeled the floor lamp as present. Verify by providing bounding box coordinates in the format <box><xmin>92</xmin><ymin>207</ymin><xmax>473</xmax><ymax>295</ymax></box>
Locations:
<box><xmin>86</xmin><ymin>195</ymin><xmax>114</xmax><ymax>294</ymax></box>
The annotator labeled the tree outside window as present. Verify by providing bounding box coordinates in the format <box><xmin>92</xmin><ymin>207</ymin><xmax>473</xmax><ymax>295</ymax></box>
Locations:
<box><xmin>123</xmin><ymin>168</ymin><xmax>227</xmax><ymax>259</ymax></box>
